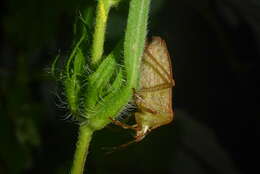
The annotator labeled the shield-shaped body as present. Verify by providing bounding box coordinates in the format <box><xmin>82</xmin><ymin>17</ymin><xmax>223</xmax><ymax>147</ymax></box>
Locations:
<box><xmin>134</xmin><ymin>36</ymin><xmax>175</xmax><ymax>141</ymax></box>
<box><xmin>110</xmin><ymin>37</ymin><xmax>174</xmax><ymax>146</ymax></box>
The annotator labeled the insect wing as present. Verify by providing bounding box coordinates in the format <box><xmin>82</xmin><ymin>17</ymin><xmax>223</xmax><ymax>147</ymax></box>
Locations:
<box><xmin>138</xmin><ymin>37</ymin><xmax>174</xmax><ymax>122</ymax></box>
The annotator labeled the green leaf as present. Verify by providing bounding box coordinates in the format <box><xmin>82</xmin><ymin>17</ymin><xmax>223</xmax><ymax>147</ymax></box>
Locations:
<box><xmin>84</xmin><ymin>42</ymin><xmax>123</xmax><ymax>117</ymax></box>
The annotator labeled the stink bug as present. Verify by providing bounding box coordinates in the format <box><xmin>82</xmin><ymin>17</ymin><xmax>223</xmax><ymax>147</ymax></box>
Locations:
<box><xmin>111</xmin><ymin>36</ymin><xmax>175</xmax><ymax>147</ymax></box>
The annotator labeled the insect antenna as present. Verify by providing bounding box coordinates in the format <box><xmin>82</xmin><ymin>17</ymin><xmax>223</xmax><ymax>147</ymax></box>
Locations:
<box><xmin>103</xmin><ymin>139</ymin><xmax>138</xmax><ymax>155</ymax></box>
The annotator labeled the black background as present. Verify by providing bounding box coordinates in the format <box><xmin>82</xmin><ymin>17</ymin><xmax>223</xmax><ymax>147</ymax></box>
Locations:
<box><xmin>0</xmin><ymin>0</ymin><xmax>259</xmax><ymax>173</ymax></box>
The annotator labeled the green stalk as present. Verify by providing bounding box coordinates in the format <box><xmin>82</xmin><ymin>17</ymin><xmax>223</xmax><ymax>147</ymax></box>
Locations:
<box><xmin>91</xmin><ymin>0</ymin><xmax>112</xmax><ymax>65</ymax></box>
<box><xmin>88</xmin><ymin>0</ymin><xmax>151</xmax><ymax>131</ymax></box>
<box><xmin>69</xmin><ymin>0</ymin><xmax>151</xmax><ymax>173</ymax></box>
<box><xmin>124</xmin><ymin>0</ymin><xmax>151</xmax><ymax>87</ymax></box>
<box><xmin>70</xmin><ymin>125</ymin><xmax>94</xmax><ymax>174</ymax></box>
<box><xmin>91</xmin><ymin>0</ymin><xmax>121</xmax><ymax>65</ymax></box>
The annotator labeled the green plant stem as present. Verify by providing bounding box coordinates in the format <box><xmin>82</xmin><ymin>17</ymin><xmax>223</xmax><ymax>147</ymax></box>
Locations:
<box><xmin>124</xmin><ymin>0</ymin><xmax>151</xmax><ymax>87</ymax></box>
<box><xmin>88</xmin><ymin>0</ymin><xmax>151</xmax><ymax>131</ymax></box>
<box><xmin>70</xmin><ymin>125</ymin><xmax>94</xmax><ymax>174</ymax></box>
<box><xmin>91</xmin><ymin>0</ymin><xmax>111</xmax><ymax>65</ymax></box>
<box><xmin>70</xmin><ymin>0</ymin><xmax>151</xmax><ymax>173</ymax></box>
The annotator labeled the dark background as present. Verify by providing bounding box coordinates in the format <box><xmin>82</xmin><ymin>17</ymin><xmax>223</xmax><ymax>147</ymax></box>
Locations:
<box><xmin>0</xmin><ymin>0</ymin><xmax>259</xmax><ymax>174</ymax></box>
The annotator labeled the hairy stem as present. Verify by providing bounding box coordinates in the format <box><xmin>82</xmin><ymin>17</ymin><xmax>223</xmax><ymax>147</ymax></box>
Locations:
<box><xmin>124</xmin><ymin>0</ymin><xmax>151</xmax><ymax>87</ymax></box>
<box><xmin>88</xmin><ymin>0</ymin><xmax>151</xmax><ymax>131</ymax></box>
<box><xmin>70</xmin><ymin>0</ymin><xmax>151</xmax><ymax>173</ymax></box>
<box><xmin>91</xmin><ymin>0</ymin><xmax>111</xmax><ymax>65</ymax></box>
<box><xmin>70</xmin><ymin>125</ymin><xmax>94</xmax><ymax>174</ymax></box>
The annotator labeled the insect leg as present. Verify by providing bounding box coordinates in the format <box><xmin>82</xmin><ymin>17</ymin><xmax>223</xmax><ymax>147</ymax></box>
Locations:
<box><xmin>137</xmin><ymin>105</ymin><xmax>158</xmax><ymax>115</ymax></box>
<box><xmin>109</xmin><ymin>117</ymin><xmax>137</xmax><ymax>130</ymax></box>
<box><xmin>105</xmin><ymin>139</ymin><xmax>139</xmax><ymax>155</ymax></box>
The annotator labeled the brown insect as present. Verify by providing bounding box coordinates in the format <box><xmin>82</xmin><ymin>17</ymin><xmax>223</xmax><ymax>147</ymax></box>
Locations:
<box><xmin>111</xmin><ymin>36</ymin><xmax>175</xmax><ymax>147</ymax></box>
